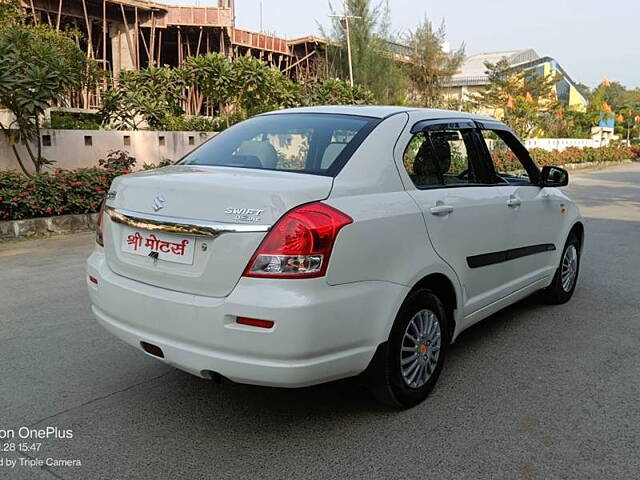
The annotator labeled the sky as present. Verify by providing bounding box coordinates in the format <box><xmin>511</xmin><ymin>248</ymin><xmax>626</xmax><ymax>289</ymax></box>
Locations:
<box><xmin>177</xmin><ymin>0</ymin><xmax>640</xmax><ymax>88</ymax></box>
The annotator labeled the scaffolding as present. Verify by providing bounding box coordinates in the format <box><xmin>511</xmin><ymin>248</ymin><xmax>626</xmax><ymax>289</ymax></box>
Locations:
<box><xmin>21</xmin><ymin>0</ymin><xmax>326</xmax><ymax>109</ymax></box>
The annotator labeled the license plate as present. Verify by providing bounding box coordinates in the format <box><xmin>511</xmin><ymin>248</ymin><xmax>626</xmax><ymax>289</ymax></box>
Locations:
<box><xmin>121</xmin><ymin>227</ymin><xmax>196</xmax><ymax>265</ymax></box>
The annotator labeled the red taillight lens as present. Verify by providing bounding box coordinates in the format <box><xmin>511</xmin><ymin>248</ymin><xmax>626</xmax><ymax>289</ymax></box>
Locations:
<box><xmin>96</xmin><ymin>198</ymin><xmax>106</xmax><ymax>246</ymax></box>
<box><xmin>243</xmin><ymin>202</ymin><xmax>352</xmax><ymax>279</ymax></box>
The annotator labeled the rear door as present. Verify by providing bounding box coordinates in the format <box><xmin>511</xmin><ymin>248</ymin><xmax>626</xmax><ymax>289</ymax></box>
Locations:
<box><xmin>476</xmin><ymin>122</ymin><xmax>563</xmax><ymax>289</ymax></box>
<box><xmin>398</xmin><ymin>119</ymin><xmax>516</xmax><ymax>315</ymax></box>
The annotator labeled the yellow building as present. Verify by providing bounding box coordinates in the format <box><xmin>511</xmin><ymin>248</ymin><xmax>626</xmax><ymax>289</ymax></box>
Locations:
<box><xmin>445</xmin><ymin>49</ymin><xmax>588</xmax><ymax>113</ymax></box>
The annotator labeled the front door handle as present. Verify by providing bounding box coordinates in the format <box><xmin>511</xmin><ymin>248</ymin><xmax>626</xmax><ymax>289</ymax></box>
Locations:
<box><xmin>506</xmin><ymin>195</ymin><xmax>521</xmax><ymax>208</ymax></box>
<box><xmin>430</xmin><ymin>204</ymin><xmax>454</xmax><ymax>216</ymax></box>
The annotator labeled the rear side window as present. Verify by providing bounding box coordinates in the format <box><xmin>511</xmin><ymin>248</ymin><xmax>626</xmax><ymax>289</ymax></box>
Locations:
<box><xmin>180</xmin><ymin>114</ymin><xmax>378</xmax><ymax>176</ymax></box>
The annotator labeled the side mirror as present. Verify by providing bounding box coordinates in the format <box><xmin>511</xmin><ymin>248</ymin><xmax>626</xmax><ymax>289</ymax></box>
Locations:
<box><xmin>540</xmin><ymin>166</ymin><xmax>569</xmax><ymax>187</ymax></box>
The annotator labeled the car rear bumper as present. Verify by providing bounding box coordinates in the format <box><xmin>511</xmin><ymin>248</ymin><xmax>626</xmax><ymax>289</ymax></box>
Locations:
<box><xmin>87</xmin><ymin>250</ymin><xmax>406</xmax><ymax>387</ymax></box>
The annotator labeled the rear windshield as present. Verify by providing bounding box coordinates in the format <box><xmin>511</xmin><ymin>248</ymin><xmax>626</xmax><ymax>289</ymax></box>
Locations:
<box><xmin>179</xmin><ymin>113</ymin><xmax>379</xmax><ymax>176</ymax></box>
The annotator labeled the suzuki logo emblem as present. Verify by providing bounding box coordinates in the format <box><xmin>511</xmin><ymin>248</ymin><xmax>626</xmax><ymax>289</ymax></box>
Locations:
<box><xmin>153</xmin><ymin>195</ymin><xmax>166</xmax><ymax>212</ymax></box>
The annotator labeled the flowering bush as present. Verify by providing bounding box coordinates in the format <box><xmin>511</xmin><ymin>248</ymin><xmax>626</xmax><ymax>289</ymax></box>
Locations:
<box><xmin>493</xmin><ymin>145</ymin><xmax>639</xmax><ymax>172</ymax></box>
<box><xmin>0</xmin><ymin>167</ymin><xmax>124</xmax><ymax>221</ymax></box>
<box><xmin>529</xmin><ymin>146</ymin><xmax>638</xmax><ymax>167</ymax></box>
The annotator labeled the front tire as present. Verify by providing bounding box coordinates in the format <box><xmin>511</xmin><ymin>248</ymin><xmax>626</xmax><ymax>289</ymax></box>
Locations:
<box><xmin>541</xmin><ymin>233</ymin><xmax>580</xmax><ymax>304</ymax></box>
<box><xmin>368</xmin><ymin>289</ymin><xmax>449</xmax><ymax>409</ymax></box>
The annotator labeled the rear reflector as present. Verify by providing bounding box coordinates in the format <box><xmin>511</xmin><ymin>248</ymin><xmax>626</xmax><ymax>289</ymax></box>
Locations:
<box><xmin>89</xmin><ymin>275</ymin><xmax>98</xmax><ymax>285</ymax></box>
<box><xmin>236</xmin><ymin>317</ymin><xmax>275</xmax><ymax>329</ymax></box>
<box><xmin>140</xmin><ymin>341</ymin><xmax>164</xmax><ymax>358</ymax></box>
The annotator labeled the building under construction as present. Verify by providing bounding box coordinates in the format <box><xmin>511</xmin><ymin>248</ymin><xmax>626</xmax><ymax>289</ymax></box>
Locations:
<box><xmin>22</xmin><ymin>0</ymin><xmax>327</xmax><ymax>107</ymax></box>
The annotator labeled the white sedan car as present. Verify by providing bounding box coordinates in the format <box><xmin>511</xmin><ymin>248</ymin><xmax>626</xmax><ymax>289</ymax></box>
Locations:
<box><xmin>87</xmin><ymin>106</ymin><xmax>583</xmax><ymax>408</ymax></box>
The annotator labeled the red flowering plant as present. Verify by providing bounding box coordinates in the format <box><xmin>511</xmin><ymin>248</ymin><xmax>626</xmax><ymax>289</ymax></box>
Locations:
<box><xmin>0</xmin><ymin>167</ymin><xmax>122</xmax><ymax>221</ymax></box>
<box><xmin>0</xmin><ymin>150</ymin><xmax>136</xmax><ymax>221</ymax></box>
<box><xmin>527</xmin><ymin>146</ymin><xmax>638</xmax><ymax>169</ymax></box>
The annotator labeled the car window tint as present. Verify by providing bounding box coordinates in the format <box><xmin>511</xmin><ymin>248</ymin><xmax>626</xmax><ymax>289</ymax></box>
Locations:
<box><xmin>180</xmin><ymin>114</ymin><xmax>376</xmax><ymax>176</ymax></box>
<box><xmin>480</xmin><ymin>130</ymin><xmax>532</xmax><ymax>183</ymax></box>
<box><xmin>259</xmin><ymin>132</ymin><xmax>311</xmax><ymax>170</ymax></box>
<box><xmin>403</xmin><ymin>128</ymin><xmax>487</xmax><ymax>188</ymax></box>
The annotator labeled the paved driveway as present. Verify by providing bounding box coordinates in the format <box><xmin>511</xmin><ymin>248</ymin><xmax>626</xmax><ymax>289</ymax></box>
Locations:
<box><xmin>1</xmin><ymin>164</ymin><xmax>639</xmax><ymax>479</ymax></box>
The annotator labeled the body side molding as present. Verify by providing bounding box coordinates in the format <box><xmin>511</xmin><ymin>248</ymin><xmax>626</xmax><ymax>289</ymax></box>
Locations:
<box><xmin>467</xmin><ymin>244</ymin><xmax>556</xmax><ymax>269</ymax></box>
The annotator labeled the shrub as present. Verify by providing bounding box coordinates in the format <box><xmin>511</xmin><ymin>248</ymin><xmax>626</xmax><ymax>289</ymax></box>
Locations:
<box><xmin>491</xmin><ymin>149</ymin><xmax>522</xmax><ymax>172</ymax></box>
<box><xmin>98</xmin><ymin>150</ymin><xmax>136</xmax><ymax>171</ymax></box>
<box><xmin>47</xmin><ymin>111</ymin><xmax>102</xmax><ymax>130</ymax></box>
<box><xmin>142</xmin><ymin>158</ymin><xmax>173</xmax><ymax>170</ymax></box>
<box><xmin>164</xmin><ymin>115</ymin><xmax>219</xmax><ymax>132</ymax></box>
<box><xmin>0</xmin><ymin>168</ymin><xmax>122</xmax><ymax>220</ymax></box>
<box><xmin>528</xmin><ymin>146</ymin><xmax>638</xmax><ymax>168</ymax></box>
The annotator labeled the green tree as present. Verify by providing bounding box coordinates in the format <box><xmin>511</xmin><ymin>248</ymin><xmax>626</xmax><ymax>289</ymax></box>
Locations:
<box><xmin>229</xmin><ymin>55</ymin><xmax>299</xmax><ymax>117</ymax></box>
<box><xmin>0</xmin><ymin>0</ymin><xmax>22</xmax><ymax>30</ymax></box>
<box><xmin>0</xmin><ymin>23</ymin><xmax>94</xmax><ymax>175</ymax></box>
<box><xmin>403</xmin><ymin>18</ymin><xmax>464</xmax><ymax>108</ymax></box>
<box><xmin>586</xmin><ymin>83</ymin><xmax>615</xmax><ymax>130</ymax></box>
<box><xmin>100</xmin><ymin>67</ymin><xmax>187</xmax><ymax>130</ymax></box>
<box><xmin>326</xmin><ymin>0</ymin><xmax>408</xmax><ymax>104</ymax></box>
<box><xmin>473</xmin><ymin>59</ymin><xmax>560</xmax><ymax>138</ymax></box>
<box><xmin>616</xmin><ymin>94</ymin><xmax>640</xmax><ymax>143</ymax></box>
<box><xmin>300</xmin><ymin>78</ymin><xmax>374</xmax><ymax>105</ymax></box>
<box><xmin>100</xmin><ymin>54</ymin><xmax>374</xmax><ymax>131</ymax></box>
<box><xmin>183</xmin><ymin>53</ymin><xmax>234</xmax><ymax>118</ymax></box>
<box><xmin>599</xmin><ymin>80</ymin><xmax>627</xmax><ymax>111</ymax></box>
<box><xmin>590</xmin><ymin>81</ymin><xmax>640</xmax><ymax>141</ymax></box>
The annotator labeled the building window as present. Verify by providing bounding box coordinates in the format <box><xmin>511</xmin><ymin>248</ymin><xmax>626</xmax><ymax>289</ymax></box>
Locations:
<box><xmin>188</xmin><ymin>136</ymin><xmax>195</xmax><ymax>146</ymax></box>
<box><xmin>84</xmin><ymin>136</ymin><xmax>93</xmax><ymax>146</ymax></box>
<box><xmin>42</xmin><ymin>135</ymin><xmax>51</xmax><ymax>147</ymax></box>
<box><xmin>123</xmin><ymin>135</ymin><xmax>131</xmax><ymax>146</ymax></box>
<box><xmin>158</xmin><ymin>136</ymin><xmax>165</xmax><ymax>147</ymax></box>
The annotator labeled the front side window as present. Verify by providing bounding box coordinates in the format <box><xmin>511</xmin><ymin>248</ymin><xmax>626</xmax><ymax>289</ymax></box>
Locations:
<box><xmin>180</xmin><ymin>114</ymin><xmax>377</xmax><ymax>176</ymax></box>
<box><xmin>479</xmin><ymin>129</ymin><xmax>536</xmax><ymax>184</ymax></box>
<box><xmin>402</xmin><ymin>128</ymin><xmax>488</xmax><ymax>188</ymax></box>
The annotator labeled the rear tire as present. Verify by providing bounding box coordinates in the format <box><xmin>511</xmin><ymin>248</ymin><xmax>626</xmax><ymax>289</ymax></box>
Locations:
<box><xmin>367</xmin><ymin>289</ymin><xmax>449</xmax><ymax>409</ymax></box>
<box><xmin>540</xmin><ymin>233</ymin><xmax>580</xmax><ymax>304</ymax></box>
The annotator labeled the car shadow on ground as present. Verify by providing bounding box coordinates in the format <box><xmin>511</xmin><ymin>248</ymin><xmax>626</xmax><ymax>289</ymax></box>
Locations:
<box><xmin>169</xmin><ymin>293</ymin><xmax>554</xmax><ymax>418</ymax></box>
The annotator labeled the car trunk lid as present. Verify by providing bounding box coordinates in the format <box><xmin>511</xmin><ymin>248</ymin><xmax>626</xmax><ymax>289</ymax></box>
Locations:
<box><xmin>102</xmin><ymin>165</ymin><xmax>333</xmax><ymax>297</ymax></box>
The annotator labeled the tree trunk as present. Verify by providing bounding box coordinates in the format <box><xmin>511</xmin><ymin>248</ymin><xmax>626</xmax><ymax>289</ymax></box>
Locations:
<box><xmin>22</xmin><ymin>137</ymin><xmax>39</xmax><ymax>174</ymax></box>
<box><xmin>35</xmin><ymin>121</ymin><xmax>43</xmax><ymax>174</ymax></box>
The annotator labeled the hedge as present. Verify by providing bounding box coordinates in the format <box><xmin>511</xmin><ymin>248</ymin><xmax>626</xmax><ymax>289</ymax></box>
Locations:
<box><xmin>1</xmin><ymin>145</ymin><xmax>639</xmax><ymax>222</ymax></box>
<box><xmin>0</xmin><ymin>167</ymin><xmax>123</xmax><ymax>221</ymax></box>
<box><xmin>492</xmin><ymin>145</ymin><xmax>640</xmax><ymax>172</ymax></box>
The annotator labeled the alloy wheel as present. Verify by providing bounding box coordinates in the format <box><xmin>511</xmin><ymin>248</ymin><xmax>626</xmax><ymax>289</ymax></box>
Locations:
<box><xmin>400</xmin><ymin>309</ymin><xmax>442</xmax><ymax>389</ymax></box>
<box><xmin>561</xmin><ymin>244</ymin><xmax>578</xmax><ymax>292</ymax></box>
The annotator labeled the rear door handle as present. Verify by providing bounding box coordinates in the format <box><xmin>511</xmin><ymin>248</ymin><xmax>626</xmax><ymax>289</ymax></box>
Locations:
<box><xmin>506</xmin><ymin>196</ymin><xmax>521</xmax><ymax>208</ymax></box>
<box><xmin>430</xmin><ymin>204</ymin><xmax>454</xmax><ymax>216</ymax></box>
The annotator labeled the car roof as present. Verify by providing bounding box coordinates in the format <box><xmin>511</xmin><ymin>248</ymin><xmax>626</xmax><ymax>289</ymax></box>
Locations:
<box><xmin>263</xmin><ymin>105</ymin><xmax>496</xmax><ymax>122</ymax></box>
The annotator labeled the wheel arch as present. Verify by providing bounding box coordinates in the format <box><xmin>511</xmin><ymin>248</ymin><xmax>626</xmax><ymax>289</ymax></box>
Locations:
<box><xmin>569</xmin><ymin>221</ymin><xmax>584</xmax><ymax>252</ymax></box>
<box><xmin>408</xmin><ymin>273</ymin><xmax>458</xmax><ymax>344</ymax></box>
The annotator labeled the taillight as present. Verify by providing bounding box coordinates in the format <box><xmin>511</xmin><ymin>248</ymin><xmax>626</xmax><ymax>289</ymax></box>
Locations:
<box><xmin>243</xmin><ymin>202</ymin><xmax>352</xmax><ymax>279</ymax></box>
<box><xmin>96</xmin><ymin>198</ymin><xmax>106</xmax><ymax>246</ymax></box>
